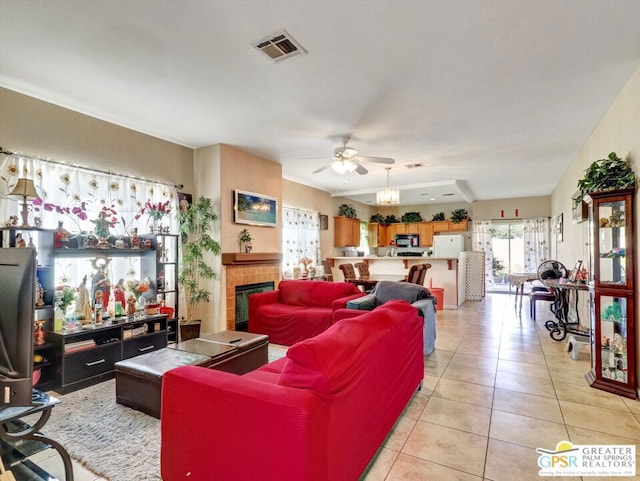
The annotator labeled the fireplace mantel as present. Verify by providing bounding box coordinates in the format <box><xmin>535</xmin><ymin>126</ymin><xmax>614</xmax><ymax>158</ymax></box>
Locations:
<box><xmin>222</xmin><ymin>252</ymin><xmax>282</xmax><ymax>265</ymax></box>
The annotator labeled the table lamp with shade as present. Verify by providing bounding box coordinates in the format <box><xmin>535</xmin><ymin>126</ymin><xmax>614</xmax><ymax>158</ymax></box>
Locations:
<box><xmin>8</xmin><ymin>178</ymin><xmax>39</xmax><ymax>227</ymax></box>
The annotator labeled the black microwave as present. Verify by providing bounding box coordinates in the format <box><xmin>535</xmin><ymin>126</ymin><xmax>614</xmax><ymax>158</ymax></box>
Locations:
<box><xmin>394</xmin><ymin>234</ymin><xmax>419</xmax><ymax>247</ymax></box>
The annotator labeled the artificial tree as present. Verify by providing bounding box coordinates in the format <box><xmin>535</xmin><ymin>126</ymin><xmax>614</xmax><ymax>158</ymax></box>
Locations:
<box><xmin>178</xmin><ymin>196</ymin><xmax>221</xmax><ymax>340</ymax></box>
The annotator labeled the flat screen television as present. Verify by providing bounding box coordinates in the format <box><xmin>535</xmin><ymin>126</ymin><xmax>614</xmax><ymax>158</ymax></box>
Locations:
<box><xmin>0</xmin><ymin>247</ymin><xmax>36</xmax><ymax>407</ymax></box>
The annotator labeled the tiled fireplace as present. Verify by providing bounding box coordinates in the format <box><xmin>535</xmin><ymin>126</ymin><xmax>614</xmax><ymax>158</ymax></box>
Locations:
<box><xmin>221</xmin><ymin>252</ymin><xmax>282</xmax><ymax>330</ymax></box>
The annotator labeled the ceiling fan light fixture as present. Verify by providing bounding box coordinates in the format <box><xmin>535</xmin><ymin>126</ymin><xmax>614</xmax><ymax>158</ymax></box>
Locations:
<box><xmin>376</xmin><ymin>167</ymin><xmax>400</xmax><ymax>205</ymax></box>
<box><xmin>331</xmin><ymin>159</ymin><xmax>358</xmax><ymax>174</ymax></box>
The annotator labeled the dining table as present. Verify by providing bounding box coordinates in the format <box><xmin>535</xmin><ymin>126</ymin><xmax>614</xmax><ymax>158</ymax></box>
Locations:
<box><xmin>506</xmin><ymin>272</ymin><xmax>539</xmax><ymax>313</ymax></box>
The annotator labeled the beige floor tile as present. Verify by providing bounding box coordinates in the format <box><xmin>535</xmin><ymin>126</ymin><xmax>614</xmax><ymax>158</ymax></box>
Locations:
<box><xmin>384</xmin><ymin>415</ymin><xmax>418</xmax><ymax>451</ymax></box>
<box><xmin>494</xmin><ymin>371</ymin><xmax>556</xmax><ymax>398</ymax></box>
<box><xmin>360</xmin><ymin>447</ymin><xmax>399</xmax><ymax>481</ymax></box>
<box><xmin>424</xmin><ymin>360</ymin><xmax>449</xmax><ymax>377</ymax></box>
<box><xmin>427</xmin><ymin>349</ymin><xmax>455</xmax><ymax>363</ymax></box>
<box><xmin>420</xmin><ymin>396</ymin><xmax>491</xmax><ymax>435</ymax></box>
<box><xmin>484</xmin><ymin>438</ymin><xmax>581</xmax><ymax>481</ymax></box>
<box><xmin>499</xmin><ymin>341</ymin><xmax>543</xmax><ymax>355</ymax></box>
<box><xmin>623</xmin><ymin>398</ymin><xmax>640</xmax><ymax>414</ymax></box>
<box><xmin>385</xmin><ymin>453</ymin><xmax>482</xmax><ymax>481</ymax></box>
<box><xmin>498</xmin><ymin>350</ymin><xmax>547</xmax><ymax>366</ymax></box>
<box><xmin>489</xmin><ymin>410</ymin><xmax>568</xmax><ymax>449</ymax></box>
<box><xmin>403</xmin><ymin>388</ymin><xmax>430</xmax><ymax>419</ymax></box>
<box><xmin>549</xmin><ymin>367</ymin><xmax>592</xmax><ymax>386</ymax></box>
<box><xmin>432</xmin><ymin>378</ymin><xmax>494</xmax><ymax>408</ymax></box>
<box><xmin>450</xmin><ymin>352</ymin><xmax>498</xmax><ymax>370</ymax></box>
<box><xmin>455</xmin><ymin>343</ymin><xmax>500</xmax><ymax>358</ymax></box>
<box><xmin>554</xmin><ymin>381</ymin><xmax>631</xmax><ymax>412</ymax></box>
<box><xmin>560</xmin><ymin>400</ymin><xmax>640</xmax><ymax>440</ymax></box>
<box><xmin>402</xmin><ymin>421</ymin><xmax>488</xmax><ymax>477</ymax></box>
<box><xmin>423</xmin><ymin>374</ymin><xmax>439</xmax><ymax>393</ymax></box>
<box><xmin>492</xmin><ymin>387</ymin><xmax>564</xmax><ymax>423</ymax></box>
<box><xmin>496</xmin><ymin>359</ymin><xmax>551</xmax><ymax>380</ymax></box>
<box><xmin>441</xmin><ymin>363</ymin><xmax>496</xmax><ymax>387</ymax></box>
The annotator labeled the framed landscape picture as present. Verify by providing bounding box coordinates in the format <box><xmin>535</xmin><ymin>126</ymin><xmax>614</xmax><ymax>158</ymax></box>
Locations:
<box><xmin>234</xmin><ymin>190</ymin><xmax>277</xmax><ymax>227</ymax></box>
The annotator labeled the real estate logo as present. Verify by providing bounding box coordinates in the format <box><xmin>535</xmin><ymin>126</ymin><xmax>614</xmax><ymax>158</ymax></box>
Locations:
<box><xmin>537</xmin><ymin>441</ymin><xmax>636</xmax><ymax>476</ymax></box>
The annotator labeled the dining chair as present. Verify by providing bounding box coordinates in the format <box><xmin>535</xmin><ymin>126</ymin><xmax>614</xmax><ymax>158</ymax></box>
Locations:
<box><xmin>354</xmin><ymin>262</ymin><xmax>370</xmax><ymax>278</ymax></box>
<box><xmin>322</xmin><ymin>260</ymin><xmax>334</xmax><ymax>281</ymax></box>
<box><xmin>403</xmin><ymin>264</ymin><xmax>426</xmax><ymax>285</ymax></box>
<box><xmin>339</xmin><ymin>263</ymin><xmax>356</xmax><ymax>281</ymax></box>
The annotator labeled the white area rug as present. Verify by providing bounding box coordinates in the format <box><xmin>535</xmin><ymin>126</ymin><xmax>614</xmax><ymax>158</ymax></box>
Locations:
<box><xmin>42</xmin><ymin>379</ymin><xmax>162</xmax><ymax>481</ymax></box>
<box><xmin>39</xmin><ymin>344</ymin><xmax>289</xmax><ymax>480</ymax></box>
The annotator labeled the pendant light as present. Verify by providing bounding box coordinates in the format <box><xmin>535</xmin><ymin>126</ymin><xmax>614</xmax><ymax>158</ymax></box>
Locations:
<box><xmin>376</xmin><ymin>167</ymin><xmax>400</xmax><ymax>205</ymax></box>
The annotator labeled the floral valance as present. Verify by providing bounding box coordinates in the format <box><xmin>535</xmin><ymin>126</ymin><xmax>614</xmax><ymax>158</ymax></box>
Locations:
<box><xmin>0</xmin><ymin>153</ymin><xmax>179</xmax><ymax>236</ymax></box>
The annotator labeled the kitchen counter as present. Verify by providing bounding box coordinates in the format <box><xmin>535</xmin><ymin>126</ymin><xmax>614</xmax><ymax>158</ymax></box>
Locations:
<box><xmin>327</xmin><ymin>256</ymin><xmax>463</xmax><ymax>308</ymax></box>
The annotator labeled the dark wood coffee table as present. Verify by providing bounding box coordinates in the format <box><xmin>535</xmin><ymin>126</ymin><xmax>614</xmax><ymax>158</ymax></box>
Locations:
<box><xmin>115</xmin><ymin>331</ymin><xmax>269</xmax><ymax>418</ymax></box>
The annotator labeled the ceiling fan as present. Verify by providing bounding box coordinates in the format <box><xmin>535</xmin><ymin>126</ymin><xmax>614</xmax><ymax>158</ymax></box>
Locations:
<box><xmin>312</xmin><ymin>136</ymin><xmax>394</xmax><ymax>175</ymax></box>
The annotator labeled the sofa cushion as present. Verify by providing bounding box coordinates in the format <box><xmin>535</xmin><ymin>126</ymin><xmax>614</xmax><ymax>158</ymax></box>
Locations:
<box><xmin>278</xmin><ymin>300</ymin><xmax>419</xmax><ymax>397</ymax></box>
<box><xmin>278</xmin><ymin>280</ymin><xmax>361</xmax><ymax>308</ymax></box>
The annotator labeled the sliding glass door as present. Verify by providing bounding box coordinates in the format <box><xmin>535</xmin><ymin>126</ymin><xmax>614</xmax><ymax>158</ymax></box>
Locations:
<box><xmin>490</xmin><ymin>222</ymin><xmax>524</xmax><ymax>292</ymax></box>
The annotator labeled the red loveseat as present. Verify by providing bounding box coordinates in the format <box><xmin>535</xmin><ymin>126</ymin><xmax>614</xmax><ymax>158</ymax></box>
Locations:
<box><xmin>248</xmin><ymin>279</ymin><xmax>365</xmax><ymax>345</ymax></box>
<box><xmin>161</xmin><ymin>300</ymin><xmax>424</xmax><ymax>481</ymax></box>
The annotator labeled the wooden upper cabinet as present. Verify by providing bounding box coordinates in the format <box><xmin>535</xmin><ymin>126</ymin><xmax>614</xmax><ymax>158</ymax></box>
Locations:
<box><xmin>334</xmin><ymin>216</ymin><xmax>361</xmax><ymax>247</ymax></box>
<box><xmin>418</xmin><ymin>222</ymin><xmax>434</xmax><ymax>246</ymax></box>
<box><xmin>449</xmin><ymin>220</ymin><xmax>469</xmax><ymax>232</ymax></box>
<box><xmin>368</xmin><ymin>220</ymin><xmax>469</xmax><ymax>247</ymax></box>
<box><xmin>432</xmin><ymin>221</ymin><xmax>450</xmax><ymax>233</ymax></box>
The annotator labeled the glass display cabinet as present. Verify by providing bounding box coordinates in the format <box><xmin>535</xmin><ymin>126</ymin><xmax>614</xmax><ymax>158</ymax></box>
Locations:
<box><xmin>585</xmin><ymin>188</ymin><xmax>636</xmax><ymax>399</ymax></box>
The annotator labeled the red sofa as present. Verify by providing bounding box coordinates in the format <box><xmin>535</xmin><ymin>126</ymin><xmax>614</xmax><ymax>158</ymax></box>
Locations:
<box><xmin>248</xmin><ymin>279</ymin><xmax>365</xmax><ymax>345</ymax></box>
<box><xmin>161</xmin><ymin>300</ymin><xmax>424</xmax><ymax>481</ymax></box>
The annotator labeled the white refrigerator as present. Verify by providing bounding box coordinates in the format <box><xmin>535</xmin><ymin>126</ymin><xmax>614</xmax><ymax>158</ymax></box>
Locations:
<box><xmin>433</xmin><ymin>234</ymin><xmax>465</xmax><ymax>258</ymax></box>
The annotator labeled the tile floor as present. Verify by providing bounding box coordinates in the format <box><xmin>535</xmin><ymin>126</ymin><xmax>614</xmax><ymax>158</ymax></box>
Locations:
<box><xmin>362</xmin><ymin>293</ymin><xmax>640</xmax><ymax>480</ymax></box>
<box><xmin>26</xmin><ymin>293</ymin><xmax>640</xmax><ymax>480</ymax></box>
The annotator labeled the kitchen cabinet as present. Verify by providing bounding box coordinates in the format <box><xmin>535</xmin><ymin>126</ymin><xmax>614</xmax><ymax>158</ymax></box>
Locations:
<box><xmin>432</xmin><ymin>221</ymin><xmax>450</xmax><ymax>233</ymax></box>
<box><xmin>418</xmin><ymin>222</ymin><xmax>434</xmax><ymax>247</ymax></box>
<box><xmin>585</xmin><ymin>188</ymin><xmax>636</xmax><ymax>399</ymax></box>
<box><xmin>334</xmin><ymin>216</ymin><xmax>361</xmax><ymax>247</ymax></box>
<box><xmin>449</xmin><ymin>220</ymin><xmax>469</xmax><ymax>232</ymax></box>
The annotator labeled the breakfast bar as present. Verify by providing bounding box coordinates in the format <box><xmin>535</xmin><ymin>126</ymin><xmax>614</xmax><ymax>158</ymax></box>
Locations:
<box><xmin>327</xmin><ymin>256</ymin><xmax>463</xmax><ymax>308</ymax></box>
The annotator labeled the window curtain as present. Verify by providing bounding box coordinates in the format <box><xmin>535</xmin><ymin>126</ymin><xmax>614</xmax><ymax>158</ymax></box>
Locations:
<box><xmin>0</xmin><ymin>154</ymin><xmax>179</xmax><ymax>235</ymax></box>
<box><xmin>282</xmin><ymin>207</ymin><xmax>320</xmax><ymax>278</ymax></box>
<box><xmin>523</xmin><ymin>217</ymin><xmax>550</xmax><ymax>272</ymax></box>
<box><xmin>472</xmin><ymin>220</ymin><xmax>495</xmax><ymax>289</ymax></box>
<box><xmin>0</xmin><ymin>154</ymin><xmax>179</xmax><ymax>293</ymax></box>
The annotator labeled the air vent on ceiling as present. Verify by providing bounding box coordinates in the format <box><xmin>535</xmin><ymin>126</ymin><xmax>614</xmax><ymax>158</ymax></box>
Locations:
<box><xmin>253</xmin><ymin>30</ymin><xmax>307</xmax><ymax>63</ymax></box>
<box><xmin>405</xmin><ymin>163</ymin><xmax>425</xmax><ymax>169</ymax></box>
<box><xmin>442</xmin><ymin>193</ymin><xmax>455</xmax><ymax>197</ymax></box>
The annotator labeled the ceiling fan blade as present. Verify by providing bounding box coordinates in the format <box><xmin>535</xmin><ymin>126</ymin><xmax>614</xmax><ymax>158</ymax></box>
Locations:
<box><xmin>358</xmin><ymin>155</ymin><xmax>395</xmax><ymax>164</ymax></box>
<box><xmin>313</xmin><ymin>163</ymin><xmax>331</xmax><ymax>174</ymax></box>
<box><xmin>355</xmin><ymin>163</ymin><xmax>368</xmax><ymax>175</ymax></box>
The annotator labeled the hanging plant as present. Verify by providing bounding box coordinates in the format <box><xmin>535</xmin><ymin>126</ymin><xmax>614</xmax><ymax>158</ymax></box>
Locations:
<box><xmin>401</xmin><ymin>212</ymin><xmax>423</xmax><ymax>223</ymax></box>
<box><xmin>450</xmin><ymin>208</ymin><xmax>469</xmax><ymax>223</ymax></box>
<box><xmin>337</xmin><ymin>203</ymin><xmax>357</xmax><ymax>218</ymax></box>
<box><xmin>575</xmin><ymin>152</ymin><xmax>636</xmax><ymax>207</ymax></box>
<box><xmin>432</xmin><ymin>212</ymin><xmax>445</xmax><ymax>221</ymax></box>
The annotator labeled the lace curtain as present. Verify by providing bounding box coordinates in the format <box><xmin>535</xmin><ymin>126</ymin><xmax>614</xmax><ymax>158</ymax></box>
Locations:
<box><xmin>282</xmin><ymin>207</ymin><xmax>320</xmax><ymax>278</ymax></box>
<box><xmin>0</xmin><ymin>154</ymin><xmax>179</xmax><ymax>235</ymax></box>
<box><xmin>523</xmin><ymin>217</ymin><xmax>550</xmax><ymax>272</ymax></box>
<box><xmin>471</xmin><ymin>220</ymin><xmax>495</xmax><ymax>289</ymax></box>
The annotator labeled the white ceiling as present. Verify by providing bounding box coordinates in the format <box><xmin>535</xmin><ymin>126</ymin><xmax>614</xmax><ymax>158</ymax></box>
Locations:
<box><xmin>1</xmin><ymin>0</ymin><xmax>639</xmax><ymax>206</ymax></box>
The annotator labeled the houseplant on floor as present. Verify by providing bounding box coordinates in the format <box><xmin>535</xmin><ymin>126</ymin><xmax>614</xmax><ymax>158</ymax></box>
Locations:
<box><xmin>178</xmin><ymin>196</ymin><xmax>221</xmax><ymax>341</ymax></box>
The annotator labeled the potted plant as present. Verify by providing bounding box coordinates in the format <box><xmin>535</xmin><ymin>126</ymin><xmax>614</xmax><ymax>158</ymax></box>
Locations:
<box><xmin>178</xmin><ymin>196</ymin><xmax>221</xmax><ymax>341</ymax></box>
<box><xmin>370</xmin><ymin>213</ymin><xmax>385</xmax><ymax>224</ymax></box>
<box><xmin>384</xmin><ymin>214</ymin><xmax>400</xmax><ymax>224</ymax></box>
<box><xmin>401</xmin><ymin>212</ymin><xmax>422</xmax><ymax>223</ymax></box>
<box><xmin>450</xmin><ymin>208</ymin><xmax>469</xmax><ymax>223</ymax></box>
<box><xmin>575</xmin><ymin>152</ymin><xmax>636</xmax><ymax>207</ymax></box>
<box><xmin>337</xmin><ymin>203</ymin><xmax>357</xmax><ymax>218</ymax></box>
<box><xmin>432</xmin><ymin>212</ymin><xmax>445</xmax><ymax>221</ymax></box>
<box><xmin>238</xmin><ymin>228</ymin><xmax>252</xmax><ymax>253</ymax></box>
